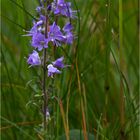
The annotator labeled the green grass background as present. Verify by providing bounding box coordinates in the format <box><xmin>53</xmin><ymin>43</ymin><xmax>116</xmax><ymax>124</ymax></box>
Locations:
<box><xmin>1</xmin><ymin>0</ymin><xmax>139</xmax><ymax>140</ymax></box>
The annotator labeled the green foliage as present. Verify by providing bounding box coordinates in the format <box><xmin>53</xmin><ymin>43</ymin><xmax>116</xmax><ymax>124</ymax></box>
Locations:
<box><xmin>1</xmin><ymin>0</ymin><xmax>139</xmax><ymax>140</ymax></box>
<box><xmin>58</xmin><ymin>129</ymin><xmax>94</xmax><ymax>140</ymax></box>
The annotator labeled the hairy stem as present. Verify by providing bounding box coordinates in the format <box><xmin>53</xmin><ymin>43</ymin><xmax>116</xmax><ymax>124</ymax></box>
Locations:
<box><xmin>43</xmin><ymin>11</ymin><xmax>49</xmax><ymax>132</ymax></box>
<box><xmin>43</xmin><ymin>48</ymin><xmax>47</xmax><ymax>130</ymax></box>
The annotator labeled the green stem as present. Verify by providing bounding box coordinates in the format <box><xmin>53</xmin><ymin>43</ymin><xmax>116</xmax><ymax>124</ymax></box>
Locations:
<box><xmin>43</xmin><ymin>48</ymin><xmax>47</xmax><ymax>131</ymax></box>
<box><xmin>43</xmin><ymin>9</ymin><xmax>49</xmax><ymax>132</ymax></box>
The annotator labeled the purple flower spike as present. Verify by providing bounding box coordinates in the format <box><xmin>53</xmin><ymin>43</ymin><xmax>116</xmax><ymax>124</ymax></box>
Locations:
<box><xmin>27</xmin><ymin>50</ymin><xmax>41</xmax><ymax>66</ymax></box>
<box><xmin>48</xmin><ymin>22</ymin><xmax>66</xmax><ymax>46</ymax></box>
<box><xmin>32</xmin><ymin>32</ymin><xmax>48</xmax><ymax>51</ymax></box>
<box><xmin>47</xmin><ymin>64</ymin><xmax>61</xmax><ymax>77</ymax></box>
<box><xmin>52</xmin><ymin>56</ymin><xmax>64</xmax><ymax>68</ymax></box>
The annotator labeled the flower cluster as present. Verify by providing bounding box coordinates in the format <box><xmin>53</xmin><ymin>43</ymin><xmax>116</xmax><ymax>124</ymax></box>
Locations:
<box><xmin>26</xmin><ymin>0</ymin><xmax>76</xmax><ymax>77</ymax></box>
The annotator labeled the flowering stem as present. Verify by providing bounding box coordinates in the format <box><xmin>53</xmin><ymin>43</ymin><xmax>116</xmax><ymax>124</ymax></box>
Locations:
<box><xmin>43</xmin><ymin>15</ymin><xmax>48</xmax><ymax>131</ymax></box>
<box><xmin>43</xmin><ymin>48</ymin><xmax>47</xmax><ymax>131</ymax></box>
<box><xmin>25</xmin><ymin>0</ymin><xmax>76</xmax><ymax>136</ymax></box>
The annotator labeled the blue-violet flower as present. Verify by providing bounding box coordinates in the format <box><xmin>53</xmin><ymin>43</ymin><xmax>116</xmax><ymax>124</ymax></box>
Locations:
<box><xmin>52</xmin><ymin>56</ymin><xmax>64</xmax><ymax>68</ymax></box>
<box><xmin>27</xmin><ymin>50</ymin><xmax>41</xmax><ymax>66</ymax></box>
<box><xmin>47</xmin><ymin>64</ymin><xmax>61</xmax><ymax>77</ymax></box>
<box><xmin>32</xmin><ymin>32</ymin><xmax>48</xmax><ymax>51</ymax></box>
<box><xmin>63</xmin><ymin>23</ymin><xmax>74</xmax><ymax>44</ymax></box>
<box><xmin>48</xmin><ymin>22</ymin><xmax>65</xmax><ymax>46</ymax></box>
<box><xmin>52</xmin><ymin>0</ymin><xmax>77</xmax><ymax>18</ymax></box>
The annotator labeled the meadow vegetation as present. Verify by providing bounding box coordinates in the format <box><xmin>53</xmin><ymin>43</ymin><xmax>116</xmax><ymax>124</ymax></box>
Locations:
<box><xmin>1</xmin><ymin>0</ymin><xmax>139</xmax><ymax>139</ymax></box>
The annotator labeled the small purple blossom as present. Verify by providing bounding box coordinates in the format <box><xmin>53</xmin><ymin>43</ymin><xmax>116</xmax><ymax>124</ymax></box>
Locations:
<box><xmin>48</xmin><ymin>22</ymin><xmax>66</xmax><ymax>46</ymax></box>
<box><xmin>52</xmin><ymin>56</ymin><xmax>64</xmax><ymax>68</ymax></box>
<box><xmin>52</xmin><ymin>0</ymin><xmax>77</xmax><ymax>18</ymax></box>
<box><xmin>63</xmin><ymin>23</ymin><xmax>74</xmax><ymax>44</ymax></box>
<box><xmin>32</xmin><ymin>32</ymin><xmax>48</xmax><ymax>51</ymax></box>
<box><xmin>25</xmin><ymin>19</ymin><xmax>44</xmax><ymax>36</ymax></box>
<box><xmin>36</xmin><ymin>20</ymin><xmax>44</xmax><ymax>26</ymax></box>
<box><xmin>36</xmin><ymin>6</ymin><xmax>42</xmax><ymax>13</ymax></box>
<box><xmin>47</xmin><ymin>5</ymin><xmax>52</xmax><ymax>11</ymax></box>
<box><xmin>25</xmin><ymin>22</ymin><xmax>38</xmax><ymax>36</ymax></box>
<box><xmin>65</xmin><ymin>32</ymin><xmax>74</xmax><ymax>45</ymax></box>
<box><xmin>39</xmin><ymin>15</ymin><xmax>46</xmax><ymax>21</ymax></box>
<box><xmin>63</xmin><ymin>22</ymin><xmax>73</xmax><ymax>32</ymax></box>
<box><xmin>47</xmin><ymin>64</ymin><xmax>61</xmax><ymax>77</ymax></box>
<box><xmin>27</xmin><ymin>50</ymin><xmax>41</xmax><ymax>66</ymax></box>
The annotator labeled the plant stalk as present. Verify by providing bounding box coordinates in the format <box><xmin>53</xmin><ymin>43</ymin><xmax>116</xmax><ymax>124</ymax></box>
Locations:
<box><xmin>43</xmin><ymin>11</ymin><xmax>49</xmax><ymax>131</ymax></box>
<box><xmin>43</xmin><ymin>48</ymin><xmax>47</xmax><ymax>131</ymax></box>
<box><xmin>119</xmin><ymin>0</ymin><xmax>125</xmax><ymax>139</ymax></box>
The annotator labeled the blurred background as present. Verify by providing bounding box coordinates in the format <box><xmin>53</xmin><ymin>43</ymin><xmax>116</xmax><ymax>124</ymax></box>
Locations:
<box><xmin>1</xmin><ymin>0</ymin><xmax>139</xmax><ymax>140</ymax></box>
